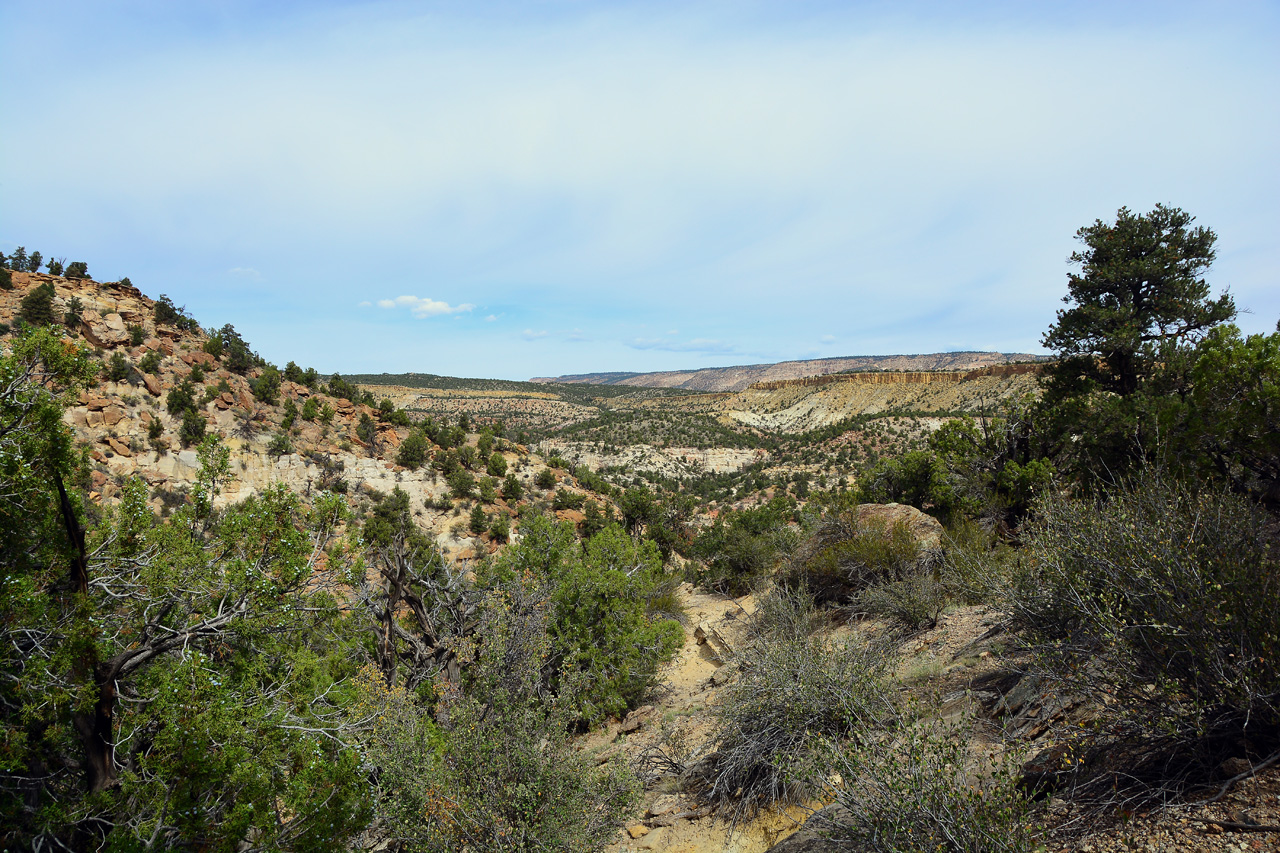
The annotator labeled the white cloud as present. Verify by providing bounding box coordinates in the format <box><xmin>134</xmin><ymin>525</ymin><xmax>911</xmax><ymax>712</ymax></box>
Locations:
<box><xmin>229</xmin><ymin>267</ymin><xmax>262</xmax><ymax>279</ymax></box>
<box><xmin>628</xmin><ymin>336</ymin><xmax>737</xmax><ymax>354</ymax></box>
<box><xmin>522</xmin><ymin>329</ymin><xmax>549</xmax><ymax>340</ymax></box>
<box><xmin>376</xmin><ymin>295</ymin><xmax>475</xmax><ymax>318</ymax></box>
<box><xmin>485</xmin><ymin>314</ymin><xmax>498</xmax><ymax>322</ymax></box>
<box><xmin>357</xmin><ymin>300</ymin><xmax>372</xmax><ymax>307</ymax></box>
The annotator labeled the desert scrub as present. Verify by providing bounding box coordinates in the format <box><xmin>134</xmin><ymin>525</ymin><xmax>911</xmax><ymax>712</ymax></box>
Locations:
<box><xmin>784</xmin><ymin>510</ymin><xmax>922</xmax><ymax>603</ymax></box>
<box><xmin>784</xmin><ymin>506</ymin><xmax>946</xmax><ymax>629</ymax></box>
<box><xmin>819</xmin><ymin>715</ymin><xmax>1043</xmax><ymax>852</ymax></box>
<box><xmin>856</xmin><ymin>570</ymin><xmax>947</xmax><ymax>631</ymax></box>
<box><xmin>685</xmin><ymin>630</ymin><xmax>894</xmax><ymax>824</ymax></box>
<box><xmin>689</xmin><ymin>496</ymin><xmax>799</xmax><ymax>595</ymax></box>
<box><xmin>1000</xmin><ymin>471</ymin><xmax>1280</xmax><ymax>792</ymax></box>
<box><xmin>356</xmin><ymin>577</ymin><xmax>639</xmax><ymax>853</ymax></box>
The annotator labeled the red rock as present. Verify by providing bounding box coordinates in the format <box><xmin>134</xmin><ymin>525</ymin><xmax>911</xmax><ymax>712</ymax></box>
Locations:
<box><xmin>105</xmin><ymin>436</ymin><xmax>133</xmax><ymax>457</ymax></box>
<box><xmin>101</xmin><ymin>405</ymin><xmax>126</xmax><ymax>426</ymax></box>
<box><xmin>141</xmin><ymin>373</ymin><xmax>162</xmax><ymax>396</ymax></box>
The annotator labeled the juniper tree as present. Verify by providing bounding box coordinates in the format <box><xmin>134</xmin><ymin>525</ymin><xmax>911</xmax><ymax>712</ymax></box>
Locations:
<box><xmin>1042</xmin><ymin>204</ymin><xmax>1234</xmax><ymax>398</ymax></box>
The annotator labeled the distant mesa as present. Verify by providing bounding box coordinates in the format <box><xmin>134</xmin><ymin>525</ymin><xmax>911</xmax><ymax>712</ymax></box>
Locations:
<box><xmin>531</xmin><ymin>352</ymin><xmax>1049</xmax><ymax>393</ymax></box>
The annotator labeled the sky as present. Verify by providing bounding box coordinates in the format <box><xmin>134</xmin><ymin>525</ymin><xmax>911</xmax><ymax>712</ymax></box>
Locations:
<box><xmin>2</xmin><ymin>1</ymin><xmax>1277</xmax><ymax>381</ymax></box>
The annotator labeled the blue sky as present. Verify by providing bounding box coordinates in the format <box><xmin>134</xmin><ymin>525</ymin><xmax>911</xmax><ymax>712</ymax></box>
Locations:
<box><xmin>2</xmin><ymin>1</ymin><xmax>1277</xmax><ymax>380</ymax></box>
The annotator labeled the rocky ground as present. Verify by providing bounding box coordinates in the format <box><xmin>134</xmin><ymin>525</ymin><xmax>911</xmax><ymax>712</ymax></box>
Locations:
<box><xmin>584</xmin><ymin>582</ymin><xmax>1280</xmax><ymax>853</ymax></box>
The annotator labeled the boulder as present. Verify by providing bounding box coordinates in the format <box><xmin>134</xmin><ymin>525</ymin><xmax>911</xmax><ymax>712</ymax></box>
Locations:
<box><xmin>141</xmin><ymin>373</ymin><xmax>162</xmax><ymax>396</ymax></box>
<box><xmin>854</xmin><ymin>502</ymin><xmax>944</xmax><ymax>550</ymax></box>
<box><xmin>181</xmin><ymin>350</ymin><xmax>218</xmax><ymax>368</ymax></box>
<box><xmin>694</xmin><ymin>621</ymin><xmax>734</xmax><ymax>664</ymax></box>
<box><xmin>104</xmin><ymin>436</ymin><xmax>133</xmax><ymax>457</ymax></box>
<box><xmin>80</xmin><ymin>392</ymin><xmax>112</xmax><ymax>411</ymax></box>
<box><xmin>80</xmin><ymin>311</ymin><xmax>130</xmax><ymax>348</ymax></box>
<box><xmin>100</xmin><ymin>405</ymin><xmax>126</xmax><ymax>427</ymax></box>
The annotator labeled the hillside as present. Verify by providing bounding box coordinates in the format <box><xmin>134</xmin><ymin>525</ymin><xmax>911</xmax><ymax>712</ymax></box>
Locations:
<box><xmin>531</xmin><ymin>350</ymin><xmax>1048</xmax><ymax>392</ymax></box>
<box><xmin>0</xmin><ymin>271</ymin><xmax>619</xmax><ymax>566</ymax></box>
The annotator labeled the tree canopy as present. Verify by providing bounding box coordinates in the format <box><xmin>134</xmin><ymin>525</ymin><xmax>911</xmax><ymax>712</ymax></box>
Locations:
<box><xmin>1042</xmin><ymin>204</ymin><xmax>1234</xmax><ymax>398</ymax></box>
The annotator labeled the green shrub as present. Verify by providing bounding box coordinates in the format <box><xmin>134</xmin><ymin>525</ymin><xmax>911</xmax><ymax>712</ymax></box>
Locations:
<box><xmin>534</xmin><ymin>467</ymin><xmax>556</xmax><ymax>490</ymax></box>
<box><xmin>1002</xmin><ymin>471</ymin><xmax>1280</xmax><ymax>783</ymax></box>
<box><xmin>267</xmin><ymin>432</ymin><xmax>292</xmax><ymax>458</ymax></box>
<box><xmin>468</xmin><ymin>503</ymin><xmax>488</xmax><ymax>535</ymax></box>
<box><xmin>478</xmin><ymin>476</ymin><xmax>498</xmax><ymax>504</ymax></box>
<box><xmin>202</xmin><ymin>334</ymin><xmax>223</xmax><ymax>359</ymax></box>
<box><xmin>250</xmin><ymin>364</ymin><xmax>280</xmax><ymax>405</ymax></box>
<box><xmin>490</xmin><ymin>516</ymin><xmax>683</xmax><ymax>721</ymax></box>
<box><xmin>138</xmin><ymin>350</ymin><xmax>161</xmax><ymax>374</ymax></box>
<box><xmin>64</xmin><ymin>260</ymin><xmax>89</xmax><ymax>279</ymax></box>
<box><xmin>691</xmin><ymin>497</ymin><xmax>799</xmax><ymax>595</ymax></box>
<box><xmin>166</xmin><ymin>379</ymin><xmax>197</xmax><ymax>416</ymax></box>
<box><xmin>396</xmin><ymin>429</ymin><xmax>430</xmax><ymax>470</ymax></box>
<box><xmin>63</xmin><ymin>295</ymin><xmax>83</xmax><ymax>327</ymax></box>
<box><xmin>784</xmin><ymin>512</ymin><xmax>923</xmax><ymax>605</ymax></box>
<box><xmin>355</xmin><ymin>577</ymin><xmax>639</xmax><ymax>852</ymax></box>
<box><xmin>128</xmin><ymin>324</ymin><xmax>145</xmax><ymax>346</ymax></box>
<box><xmin>356</xmin><ymin>412</ymin><xmax>378</xmax><ymax>446</ymax></box>
<box><xmin>502</xmin><ymin>473</ymin><xmax>523</xmax><ymax>502</ymax></box>
<box><xmin>486</xmin><ymin>451</ymin><xmax>507</xmax><ymax>477</ymax></box>
<box><xmin>106</xmin><ymin>350</ymin><xmax>130</xmax><ymax>382</ymax></box>
<box><xmin>179</xmin><ymin>408</ymin><xmax>206</xmax><ymax>446</ymax></box>
<box><xmin>856</xmin><ymin>572</ymin><xmax>947</xmax><ymax>631</ymax></box>
<box><xmin>686</xmin><ymin>631</ymin><xmax>893</xmax><ymax>824</ymax></box>
<box><xmin>18</xmin><ymin>282</ymin><xmax>55</xmax><ymax>326</ymax></box>
<box><xmin>552</xmin><ymin>488</ymin><xmax>585</xmax><ymax>511</ymax></box>
<box><xmin>489</xmin><ymin>513</ymin><xmax>510</xmax><ymax>542</ymax></box>
<box><xmin>447</xmin><ymin>468</ymin><xmax>476</xmax><ymax>500</ymax></box>
<box><xmin>547</xmin><ymin>523</ymin><xmax>684</xmax><ymax>720</ymax></box>
<box><xmin>301</xmin><ymin>396</ymin><xmax>320</xmax><ymax>422</ymax></box>
<box><xmin>822</xmin><ymin>716</ymin><xmax>1042</xmax><ymax>852</ymax></box>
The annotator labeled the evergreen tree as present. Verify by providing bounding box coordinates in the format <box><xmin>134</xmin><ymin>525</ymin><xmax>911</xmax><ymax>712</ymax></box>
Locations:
<box><xmin>469</xmin><ymin>503</ymin><xmax>488</xmax><ymax>535</ymax></box>
<box><xmin>65</xmin><ymin>261</ymin><xmax>89</xmax><ymax>280</ymax></box>
<box><xmin>26</xmin><ymin>251</ymin><xmax>42</xmax><ymax>272</ymax></box>
<box><xmin>18</xmin><ymin>282</ymin><xmax>56</xmax><ymax>326</ymax></box>
<box><xmin>1042</xmin><ymin>204</ymin><xmax>1234</xmax><ymax>398</ymax></box>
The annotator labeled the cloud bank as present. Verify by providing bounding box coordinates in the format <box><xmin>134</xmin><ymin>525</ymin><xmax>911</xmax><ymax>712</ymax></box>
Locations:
<box><xmin>375</xmin><ymin>295</ymin><xmax>475</xmax><ymax>318</ymax></box>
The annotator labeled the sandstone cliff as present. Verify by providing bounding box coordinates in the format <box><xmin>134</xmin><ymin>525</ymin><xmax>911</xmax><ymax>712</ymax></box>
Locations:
<box><xmin>532</xmin><ymin>351</ymin><xmax>1048</xmax><ymax>392</ymax></box>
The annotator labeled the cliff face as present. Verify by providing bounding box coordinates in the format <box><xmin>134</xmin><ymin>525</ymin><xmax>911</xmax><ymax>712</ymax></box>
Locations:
<box><xmin>533</xmin><ymin>352</ymin><xmax>1048</xmax><ymax>393</ymax></box>
<box><xmin>747</xmin><ymin>362</ymin><xmax>1045</xmax><ymax>391</ymax></box>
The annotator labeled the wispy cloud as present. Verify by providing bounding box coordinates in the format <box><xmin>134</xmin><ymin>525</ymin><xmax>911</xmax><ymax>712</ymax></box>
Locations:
<box><xmin>628</xmin><ymin>337</ymin><xmax>738</xmax><ymax>354</ymax></box>
<box><xmin>376</xmin><ymin>295</ymin><xmax>475</xmax><ymax>318</ymax></box>
<box><xmin>1</xmin><ymin>2</ymin><xmax>1275</xmax><ymax>379</ymax></box>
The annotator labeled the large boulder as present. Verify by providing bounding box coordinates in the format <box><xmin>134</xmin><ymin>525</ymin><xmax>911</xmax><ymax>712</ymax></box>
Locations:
<box><xmin>853</xmin><ymin>502</ymin><xmax>944</xmax><ymax>551</ymax></box>
<box><xmin>80</xmin><ymin>311</ymin><xmax>130</xmax><ymax>348</ymax></box>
